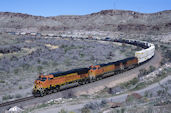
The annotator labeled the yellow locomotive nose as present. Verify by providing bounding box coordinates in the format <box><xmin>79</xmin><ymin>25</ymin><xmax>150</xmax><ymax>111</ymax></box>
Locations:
<box><xmin>88</xmin><ymin>66</ymin><xmax>98</xmax><ymax>79</ymax></box>
<box><xmin>33</xmin><ymin>80</ymin><xmax>42</xmax><ymax>90</ymax></box>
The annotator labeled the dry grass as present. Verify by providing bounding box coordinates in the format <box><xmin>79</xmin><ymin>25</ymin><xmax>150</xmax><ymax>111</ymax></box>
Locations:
<box><xmin>45</xmin><ymin>44</ymin><xmax>59</xmax><ymax>49</ymax></box>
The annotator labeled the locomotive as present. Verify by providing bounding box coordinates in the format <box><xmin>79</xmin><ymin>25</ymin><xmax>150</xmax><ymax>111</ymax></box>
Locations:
<box><xmin>32</xmin><ymin>38</ymin><xmax>155</xmax><ymax>97</ymax></box>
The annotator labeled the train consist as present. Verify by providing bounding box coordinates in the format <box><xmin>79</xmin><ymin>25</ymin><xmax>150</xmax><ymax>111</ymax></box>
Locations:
<box><xmin>32</xmin><ymin>37</ymin><xmax>155</xmax><ymax>97</ymax></box>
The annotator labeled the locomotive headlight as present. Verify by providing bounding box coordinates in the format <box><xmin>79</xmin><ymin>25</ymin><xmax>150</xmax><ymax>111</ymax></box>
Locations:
<box><xmin>34</xmin><ymin>84</ymin><xmax>42</xmax><ymax>90</ymax></box>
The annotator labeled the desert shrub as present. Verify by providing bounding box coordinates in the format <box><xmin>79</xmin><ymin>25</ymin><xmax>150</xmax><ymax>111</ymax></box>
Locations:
<box><xmin>150</xmin><ymin>93</ymin><xmax>153</xmax><ymax>97</ymax></box>
<box><xmin>79</xmin><ymin>53</ymin><xmax>84</xmax><ymax>58</ymax></box>
<box><xmin>121</xmin><ymin>78</ymin><xmax>138</xmax><ymax>88</ymax></box>
<box><xmin>108</xmin><ymin>51</ymin><xmax>114</xmax><ymax>57</ymax></box>
<box><xmin>63</xmin><ymin>90</ymin><xmax>75</xmax><ymax>99</ymax></box>
<box><xmin>160</xmin><ymin>45</ymin><xmax>171</xmax><ymax>64</ymax></box>
<box><xmin>37</xmin><ymin>65</ymin><xmax>43</xmax><ymax>73</ymax></box>
<box><xmin>106</xmin><ymin>55</ymin><xmax>112</xmax><ymax>60</ymax></box>
<box><xmin>157</xmin><ymin>90</ymin><xmax>162</xmax><ymax>96</ymax></box>
<box><xmin>37</xmin><ymin>58</ymin><xmax>41</xmax><ymax>64</ymax></box>
<box><xmin>2</xmin><ymin>95</ymin><xmax>14</xmax><ymax>100</ymax></box>
<box><xmin>144</xmin><ymin>91</ymin><xmax>149</xmax><ymax>97</ymax></box>
<box><xmin>108</xmin><ymin>88</ymin><xmax>113</xmax><ymax>94</ymax></box>
<box><xmin>0</xmin><ymin>80</ymin><xmax>5</xmax><ymax>83</ymax></box>
<box><xmin>0</xmin><ymin>45</ymin><xmax>21</xmax><ymax>54</ymax></box>
<box><xmin>14</xmin><ymin>68</ymin><xmax>20</xmax><ymax>74</ymax></box>
<box><xmin>15</xmin><ymin>94</ymin><xmax>22</xmax><ymax>98</ymax></box>
<box><xmin>130</xmin><ymin>78</ymin><xmax>138</xmax><ymax>85</ymax></box>
<box><xmin>52</xmin><ymin>62</ymin><xmax>58</xmax><ymax>67</ymax></box>
<box><xmin>138</xmin><ymin>68</ymin><xmax>148</xmax><ymax>77</ymax></box>
<box><xmin>68</xmin><ymin>112</ymin><xmax>75</xmax><ymax>113</ymax></box>
<box><xmin>149</xmin><ymin>66</ymin><xmax>156</xmax><ymax>73</ymax></box>
<box><xmin>42</xmin><ymin>60</ymin><xmax>49</xmax><ymax>65</ymax></box>
<box><xmin>165</xmin><ymin>49</ymin><xmax>171</xmax><ymax>62</ymax></box>
<box><xmin>64</xmin><ymin>59</ymin><xmax>72</xmax><ymax>66</ymax></box>
<box><xmin>100</xmin><ymin>99</ymin><xmax>108</xmax><ymax>107</ymax></box>
<box><xmin>22</xmin><ymin>63</ymin><xmax>30</xmax><ymax>70</ymax></box>
<box><xmin>84</xmin><ymin>102</ymin><xmax>100</xmax><ymax>110</ymax></box>
<box><xmin>10</xmin><ymin>56</ymin><xmax>18</xmax><ymax>61</ymax></box>
<box><xmin>121</xmin><ymin>108</ymin><xmax>125</xmax><ymax>113</ymax></box>
<box><xmin>81</xmin><ymin>107</ymin><xmax>90</xmax><ymax>113</ymax></box>
<box><xmin>36</xmin><ymin>103</ymin><xmax>48</xmax><ymax>109</ymax></box>
<box><xmin>72</xmin><ymin>56</ymin><xmax>78</xmax><ymax>60</ymax></box>
<box><xmin>133</xmin><ymin>82</ymin><xmax>146</xmax><ymax>90</ymax></box>
<box><xmin>60</xmin><ymin>44</ymin><xmax>66</xmax><ymax>49</ymax></box>
<box><xmin>19</xmin><ymin>86</ymin><xmax>22</xmax><ymax>89</ymax></box>
<box><xmin>156</xmin><ymin>70</ymin><xmax>166</xmax><ymax>77</ymax></box>
<box><xmin>59</xmin><ymin>109</ymin><xmax>67</xmax><ymax>113</ymax></box>
<box><xmin>90</xmin><ymin>56</ymin><xmax>95</xmax><ymax>61</ymax></box>
<box><xmin>120</xmin><ymin>48</ymin><xmax>126</xmax><ymax>53</ymax></box>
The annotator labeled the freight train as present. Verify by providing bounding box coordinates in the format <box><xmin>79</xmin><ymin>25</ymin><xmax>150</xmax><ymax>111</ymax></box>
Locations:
<box><xmin>32</xmin><ymin>38</ymin><xmax>155</xmax><ymax>97</ymax></box>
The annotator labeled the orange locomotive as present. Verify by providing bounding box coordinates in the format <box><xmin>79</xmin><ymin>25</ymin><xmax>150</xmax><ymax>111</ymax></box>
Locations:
<box><xmin>32</xmin><ymin>57</ymin><xmax>138</xmax><ymax>97</ymax></box>
<box><xmin>32</xmin><ymin>68</ymin><xmax>89</xmax><ymax>96</ymax></box>
<box><xmin>89</xmin><ymin>57</ymin><xmax>138</xmax><ymax>80</ymax></box>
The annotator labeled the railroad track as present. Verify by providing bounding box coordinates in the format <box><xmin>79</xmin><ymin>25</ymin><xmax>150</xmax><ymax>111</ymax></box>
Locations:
<box><xmin>0</xmin><ymin>96</ymin><xmax>35</xmax><ymax>108</ymax></box>
<box><xmin>0</xmin><ymin>51</ymin><xmax>159</xmax><ymax>112</ymax></box>
<box><xmin>0</xmin><ymin>32</ymin><xmax>157</xmax><ymax>112</ymax></box>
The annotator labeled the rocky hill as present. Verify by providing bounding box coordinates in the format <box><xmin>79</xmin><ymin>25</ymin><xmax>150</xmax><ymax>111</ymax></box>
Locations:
<box><xmin>0</xmin><ymin>10</ymin><xmax>171</xmax><ymax>34</ymax></box>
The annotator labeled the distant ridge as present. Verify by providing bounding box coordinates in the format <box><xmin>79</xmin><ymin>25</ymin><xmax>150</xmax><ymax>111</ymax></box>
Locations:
<box><xmin>1</xmin><ymin>10</ymin><xmax>171</xmax><ymax>17</ymax></box>
<box><xmin>0</xmin><ymin>9</ymin><xmax>171</xmax><ymax>33</ymax></box>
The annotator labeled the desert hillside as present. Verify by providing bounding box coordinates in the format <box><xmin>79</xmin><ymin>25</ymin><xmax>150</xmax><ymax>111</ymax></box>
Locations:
<box><xmin>0</xmin><ymin>10</ymin><xmax>171</xmax><ymax>34</ymax></box>
<box><xmin>0</xmin><ymin>9</ymin><xmax>171</xmax><ymax>113</ymax></box>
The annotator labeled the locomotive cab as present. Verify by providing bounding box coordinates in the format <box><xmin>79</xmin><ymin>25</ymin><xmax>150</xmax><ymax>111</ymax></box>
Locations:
<box><xmin>33</xmin><ymin>75</ymin><xmax>53</xmax><ymax>96</ymax></box>
<box><xmin>89</xmin><ymin>65</ymin><xmax>104</xmax><ymax>79</ymax></box>
<box><xmin>34</xmin><ymin>75</ymin><xmax>47</xmax><ymax>88</ymax></box>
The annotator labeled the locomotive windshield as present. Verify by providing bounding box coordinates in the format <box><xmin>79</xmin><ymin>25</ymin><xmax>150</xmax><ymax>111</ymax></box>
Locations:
<box><xmin>92</xmin><ymin>67</ymin><xmax>96</xmax><ymax>70</ymax></box>
<box><xmin>37</xmin><ymin>77</ymin><xmax>47</xmax><ymax>82</ymax></box>
<box><xmin>89</xmin><ymin>67</ymin><xmax>96</xmax><ymax>70</ymax></box>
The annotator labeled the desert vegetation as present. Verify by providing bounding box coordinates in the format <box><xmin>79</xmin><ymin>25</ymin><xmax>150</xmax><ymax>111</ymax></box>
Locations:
<box><xmin>0</xmin><ymin>33</ymin><xmax>136</xmax><ymax>102</ymax></box>
<box><xmin>0</xmin><ymin>9</ymin><xmax>171</xmax><ymax>113</ymax></box>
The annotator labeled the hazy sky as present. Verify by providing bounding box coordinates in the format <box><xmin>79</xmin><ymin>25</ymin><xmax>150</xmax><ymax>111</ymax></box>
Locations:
<box><xmin>0</xmin><ymin>0</ymin><xmax>170</xmax><ymax>16</ymax></box>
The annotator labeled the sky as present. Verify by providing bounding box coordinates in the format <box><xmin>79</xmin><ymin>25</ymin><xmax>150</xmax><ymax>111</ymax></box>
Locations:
<box><xmin>0</xmin><ymin>0</ymin><xmax>170</xmax><ymax>17</ymax></box>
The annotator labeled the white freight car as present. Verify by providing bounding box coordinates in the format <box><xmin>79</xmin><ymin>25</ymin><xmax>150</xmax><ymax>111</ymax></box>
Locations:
<box><xmin>135</xmin><ymin>43</ymin><xmax>155</xmax><ymax>64</ymax></box>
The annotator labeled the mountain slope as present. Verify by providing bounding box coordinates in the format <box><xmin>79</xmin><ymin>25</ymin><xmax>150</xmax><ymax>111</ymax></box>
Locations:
<box><xmin>0</xmin><ymin>10</ymin><xmax>171</xmax><ymax>33</ymax></box>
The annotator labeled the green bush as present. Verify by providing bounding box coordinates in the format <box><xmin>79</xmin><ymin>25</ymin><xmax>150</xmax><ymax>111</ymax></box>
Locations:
<box><xmin>121</xmin><ymin>108</ymin><xmax>125</xmax><ymax>113</ymax></box>
<box><xmin>2</xmin><ymin>95</ymin><xmax>14</xmax><ymax>100</ymax></box>
<box><xmin>121</xmin><ymin>77</ymin><xmax>138</xmax><ymax>88</ymax></box>
<box><xmin>14</xmin><ymin>68</ymin><xmax>20</xmax><ymax>74</ymax></box>
<box><xmin>138</xmin><ymin>67</ymin><xmax>155</xmax><ymax>77</ymax></box>
<box><xmin>133</xmin><ymin>82</ymin><xmax>146</xmax><ymax>90</ymax></box>
<box><xmin>130</xmin><ymin>78</ymin><xmax>138</xmax><ymax>85</ymax></box>
<box><xmin>22</xmin><ymin>63</ymin><xmax>30</xmax><ymax>70</ymax></box>
<box><xmin>0</xmin><ymin>80</ymin><xmax>5</xmax><ymax>83</ymax></box>
<box><xmin>52</xmin><ymin>62</ymin><xmax>58</xmax><ymax>67</ymax></box>
<box><xmin>15</xmin><ymin>94</ymin><xmax>22</xmax><ymax>98</ymax></box>
<box><xmin>139</xmin><ymin>69</ymin><xmax>147</xmax><ymax>77</ymax></box>
<box><xmin>19</xmin><ymin>86</ymin><xmax>22</xmax><ymax>89</ymax></box>
<box><xmin>80</xmin><ymin>53</ymin><xmax>84</xmax><ymax>58</ymax></box>
<box><xmin>81</xmin><ymin>107</ymin><xmax>90</xmax><ymax>113</ymax></box>
<box><xmin>37</xmin><ymin>65</ymin><xmax>43</xmax><ymax>74</ymax></box>
<box><xmin>149</xmin><ymin>66</ymin><xmax>156</xmax><ymax>73</ymax></box>
<box><xmin>59</xmin><ymin>109</ymin><xmax>67</xmax><ymax>113</ymax></box>
<box><xmin>37</xmin><ymin>103</ymin><xmax>48</xmax><ymax>109</ymax></box>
